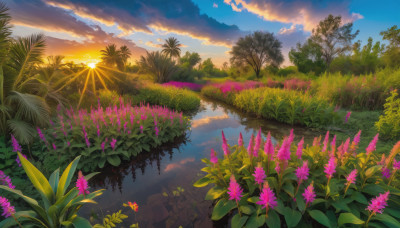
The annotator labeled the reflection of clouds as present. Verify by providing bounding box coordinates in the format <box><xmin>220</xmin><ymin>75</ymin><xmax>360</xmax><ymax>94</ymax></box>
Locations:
<box><xmin>192</xmin><ymin>114</ymin><xmax>240</xmax><ymax>132</ymax></box>
<box><xmin>192</xmin><ymin>114</ymin><xmax>230</xmax><ymax>128</ymax></box>
<box><xmin>196</xmin><ymin>139</ymin><xmax>218</xmax><ymax>147</ymax></box>
<box><xmin>164</xmin><ymin>157</ymin><xmax>195</xmax><ymax>172</ymax></box>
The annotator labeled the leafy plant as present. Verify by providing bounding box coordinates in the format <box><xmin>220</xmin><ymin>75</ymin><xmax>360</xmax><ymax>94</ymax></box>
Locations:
<box><xmin>0</xmin><ymin>153</ymin><xmax>104</xmax><ymax>227</ymax></box>
<box><xmin>93</xmin><ymin>210</ymin><xmax>128</xmax><ymax>228</ymax></box>
<box><xmin>195</xmin><ymin>130</ymin><xmax>400</xmax><ymax>227</ymax></box>
<box><xmin>376</xmin><ymin>90</ymin><xmax>400</xmax><ymax>140</ymax></box>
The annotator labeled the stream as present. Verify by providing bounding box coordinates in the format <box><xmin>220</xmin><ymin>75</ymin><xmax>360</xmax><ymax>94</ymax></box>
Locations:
<box><xmin>83</xmin><ymin>98</ymin><xmax>321</xmax><ymax>227</ymax></box>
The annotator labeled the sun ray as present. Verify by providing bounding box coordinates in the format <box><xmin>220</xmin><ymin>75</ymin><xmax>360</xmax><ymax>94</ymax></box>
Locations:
<box><xmin>54</xmin><ymin>68</ymin><xmax>89</xmax><ymax>93</ymax></box>
<box><xmin>77</xmin><ymin>70</ymin><xmax>91</xmax><ymax>108</ymax></box>
<box><xmin>94</xmin><ymin>69</ymin><xmax>109</xmax><ymax>91</ymax></box>
<box><xmin>91</xmin><ymin>69</ymin><xmax>96</xmax><ymax>96</ymax></box>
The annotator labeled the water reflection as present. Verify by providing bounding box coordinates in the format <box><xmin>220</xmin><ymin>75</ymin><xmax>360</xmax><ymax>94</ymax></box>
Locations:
<box><xmin>83</xmin><ymin>98</ymin><xmax>321</xmax><ymax>227</ymax></box>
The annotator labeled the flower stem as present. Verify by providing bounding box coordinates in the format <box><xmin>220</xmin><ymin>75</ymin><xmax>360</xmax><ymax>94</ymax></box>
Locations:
<box><xmin>236</xmin><ymin>200</ymin><xmax>242</xmax><ymax>217</ymax></box>
<box><xmin>365</xmin><ymin>212</ymin><xmax>374</xmax><ymax>227</ymax></box>
<box><xmin>12</xmin><ymin>214</ymin><xmax>23</xmax><ymax>228</ymax></box>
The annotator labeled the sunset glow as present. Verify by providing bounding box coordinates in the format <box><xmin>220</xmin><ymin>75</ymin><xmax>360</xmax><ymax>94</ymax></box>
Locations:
<box><xmin>88</xmin><ymin>62</ymin><xmax>96</xmax><ymax>69</ymax></box>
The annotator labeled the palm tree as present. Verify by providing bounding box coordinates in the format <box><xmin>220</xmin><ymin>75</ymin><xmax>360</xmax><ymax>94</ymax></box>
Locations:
<box><xmin>100</xmin><ymin>44</ymin><xmax>123</xmax><ymax>69</ymax></box>
<box><xmin>0</xmin><ymin>2</ymin><xmax>50</xmax><ymax>144</ymax></box>
<box><xmin>161</xmin><ymin>37</ymin><xmax>182</xmax><ymax>59</ymax></box>
<box><xmin>119</xmin><ymin>45</ymin><xmax>131</xmax><ymax>67</ymax></box>
<box><xmin>138</xmin><ymin>51</ymin><xmax>177</xmax><ymax>83</ymax></box>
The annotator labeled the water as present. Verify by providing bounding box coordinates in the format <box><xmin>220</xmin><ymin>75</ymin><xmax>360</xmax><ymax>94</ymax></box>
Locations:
<box><xmin>83</xmin><ymin>98</ymin><xmax>320</xmax><ymax>227</ymax></box>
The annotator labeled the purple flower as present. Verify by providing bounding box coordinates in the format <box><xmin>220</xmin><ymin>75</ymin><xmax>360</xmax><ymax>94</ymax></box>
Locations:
<box><xmin>15</xmin><ymin>153</ymin><xmax>27</xmax><ymax>167</ymax></box>
<box><xmin>10</xmin><ymin>134</ymin><xmax>22</xmax><ymax>152</ymax></box>
<box><xmin>221</xmin><ymin>131</ymin><xmax>230</xmax><ymax>156</ymax></box>
<box><xmin>295</xmin><ymin>161</ymin><xmax>309</xmax><ymax>183</ymax></box>
<box><xmin>345</xmin><ymin>111</ymin><xmax>351</xmax><ymax>123</ymax></box>
<box><xmin>76</xmin><ymin>171</ymin><xmax>90</xmax><ymax>195</ymax></box>
<box><xmin>393</xmin><ymin>159</ymin><xmax>400</xmax><ymax>170</ymax></box>
<box><xmin>322</xmin><ymin>131</ymin><xmax>329</xmax><ymax>152</ymax></box>
<box><xmin>253</xmin><ymin>128</ymin><xmax>262</xmax><ymax>156</ymax></box>
<box><xmin>303</xmin><ymin>183</ymin><xmax>316</xmax><ymax>206</ymax></box>
<box><xmin>366</xmin><ymin>134</ymin><xmax>379</xmax><ymax>155</ymax></box>
<box><xmin>382</xmin><ymin>167</ymin><xmax>391</xmax><ymax>179</ymax></box>
<box><xmin>253</xmin><ymin>166</ymin><xmax>266</xmax><ymax>185</ymax></box>
<box><xmin>210</xmin><ymin>149</ymin><xmax>218</xmax><ymax>164</ymax></box>
<box><xmin>52</xmin><ymin>143</ymin><xmax>57</xmax><ymax>150</ymax></box>
<box><xmin>264</xmin><ymin>133</ymin><xmax>274</xmax><ymax>159</ymax></box>
<box><xmin>256</xmin><ymin>182</ymin><xmax>277</xmax><ymax>211</ymax></box>
<box><xmin>238</xmin><ymin>132</ymin><xmax>243</xmax><ymax>147</ymax></box>
<box><xmin>296</xmin><ymin>137</ymin><xmax>304</xmax><ymax>159</ymax></box>
<box><xmin>0</xmin><ymin>197</ymin><xmax>15</xmax><ymax>218</ymax></box>
<box><xmin>227</xmin><ymin>175</ymin><xmax>243</xmax><ymax>202</ymax></box>
<box><xmin>101</xmin><ymin>142</ymin><xmax>105</xmax><ymax>152</ymax></box>
<box><xmin>110</xmin><ymin>138</ymin><xmax>117</xmax><ymax>150</ymax></box>
<box><xmin>366</xmin><ymin>191</ymin><xmax>390</xmax><ymax>214</ymax></box>
<box><xmin>346</xmin><ymin>169</ymin><xmax>357</xmax><ymax>184</ymax></box>
<box><xmin>324</xmin><ymin>157</ymin><xmax>336</xmax><ymax>179</ymax></box>
<box><xmin>37</xmin><ymin>127</ymin><xmax>47</xmax><ymax>144</ymax></box>
<box><xmin>0</xmin><ymin>170</ymin><xmax>15</xmax><ymax>189</ymax></box>
<box><xmin>247</xmin><ymin>134</ymin><xmax>254</xmax><ymax>156</ymax></box>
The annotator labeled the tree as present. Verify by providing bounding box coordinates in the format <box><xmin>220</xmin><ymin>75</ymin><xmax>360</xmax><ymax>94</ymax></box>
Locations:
<box><xmin>200</xmin><ymin>58</ymin><xmax>215</xmax><ymax>75</ymax></box>
<box><xmin>289</xmin><ymin>39</ymin><xmax>326</xmax><ymax>75</ymax></box>
<box><xmin>119</xmin><ymin>45</ymin><xmax>131</xmax><ymax>67</ymax></box>
<box><xmin>138</xmin><ymin>51</ymin><xmax>177</xmax><ymax>83</ymax></box>
<box><xmin>100</xmin><ymin>44</ymin><xmax>131</xmax><ymax>71</ymax></box>
<box><xmin>161</xmin><ymin>37</ymin><xmax>182</xmax><ymax>59</ymax></box>
<box><xmin>380</xmin><ymin>25</ymin><xmax>400</xmax><ymax>68</ymax></box>
<box><xmin>351</xmin><ymin>37</ymin><xmax>384</xmax><ymax>74</ymax></box>
<box><xmin>0</xmin><ymin>2</ymin><xmax>50</xmax><ymax>144</ymax></box>
<box><xmin>311</xmin><ymin>14</ymin><xmax>359</xmax><ymax>67</ymax></box>
<box><xmin>179</xmin><ymin>51</ymin><xmax>201</xmax><ymax>69</ymax></box>
<box><xmin>230</xmin><ymin>31</ymin><xmax>283</xmax><ymax>78</ymax></box>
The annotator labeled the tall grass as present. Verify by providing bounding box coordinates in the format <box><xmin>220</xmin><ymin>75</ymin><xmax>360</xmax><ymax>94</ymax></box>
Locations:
<box><xmin>234</xmin><ymin>87</ymin><xmax>337</xmax><ymax>127</ymax></box>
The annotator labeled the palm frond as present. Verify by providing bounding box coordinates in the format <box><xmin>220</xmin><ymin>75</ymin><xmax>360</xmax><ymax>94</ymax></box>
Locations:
<box><xmin>6</xmin><ymin>91</ymin><xmax>50</xmax><ymax>127</ymax></box>
<box><xmin>9</xmin><ymin>33</ymin><xmax>46</xmax><ymax>90</ymax></box>
<box><xmin>7</xmin><ymin>119</ymin><xmax>36</xmax><ymax>144</ymax></box>
<box><xmin>0</xmin><ymin>103</ymin><xmax>11</xmax><ymax>134</ymax></box>
<box><xmin>0</xmin><ymin>1</ymin><xmax>11</xmax><ymax>63</ymax></box>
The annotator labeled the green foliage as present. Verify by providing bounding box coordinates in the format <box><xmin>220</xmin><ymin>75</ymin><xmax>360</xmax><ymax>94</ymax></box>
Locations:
<box><xmin>289</xmin><ymin>39</ymin><xmax>326</xmax><ymax>75</ymax></box>
<box><xmin>234</xmin><ymin>87</ymin><xmax>337</xmax><ymax>127</ymax></box>
<box><xmin>201</xmin><ymin>85</ymin><xmax>236</xmax><ymax>104</ymax></box>
<box><xmin>195</xmin><ymin>132</ymin><xmax>400</xmax><ymax>228</ymax></box>
<box><xmin>138</xmin><ymin>51</ymin><xmax>177</xmax><ymax>83</ymax></box>
<box><xmin>376</xmin><ymin>90</ymin><xmax>400</xmax><ymax>140</ymax></box>
<box><xmin>93</xmin><ymin>210</ymin><xmax>128</xmax><ymax>228</ymax></box>
<box><xmin>100</xmin><ymin>44</ymin><xmax>131</xmax><ymax>71</ymax></box>
<box><xmin>136</xmin><ymin>83</ymin><xmax>200</xmax><ymax>112</ymax></box>
<box><xmin>0</xmin><ymin>153</ymin><xmax>104</xmax><ymax>227</ymax></box>
<box><xmin>161</xmin><ymin>37</ymin><xmax>182</xmax><ymax>59</ymax></box>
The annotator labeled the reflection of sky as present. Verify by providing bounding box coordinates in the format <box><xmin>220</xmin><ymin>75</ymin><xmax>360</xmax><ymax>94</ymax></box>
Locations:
<box><xmin>84</xmin><ymin>99</ymin><xmax>320</xmax><ymax>226</ymax></box>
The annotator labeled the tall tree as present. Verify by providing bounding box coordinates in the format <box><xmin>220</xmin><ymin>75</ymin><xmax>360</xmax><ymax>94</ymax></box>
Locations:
<box><xmin>161</xmin><ymin>37</ymin><xmax>182</xmax><ymax>59</ymax></box>
<box><xmin>380</xmin><ymin>25</ymin><xmax>400</xmax><ymax>68</ymax></box>
<box><xmin>289</xmin><ymin>39</ymin><xmax>326</xmax><ymax>75</ymax></box>
<box><xmin>100</xmin><ymin>44</ymin><xmax>123</xmax><ymax>70</ymax></box>
<box><xmin>311</xmin><ymin>14</ymin><xmax>359</xmax><ymax>67</ymax></box>
<box><xmin>119</xmin><ymin>45</ymin><xmax>131</xmax><ymax>67</ymax></box>
<box><xmin>138</xmin><ymin>51</ymin><xmax>177</xmax><ymax>83</ymax></box>
<box><xmin>230</xmin><ymin>31</ymin><xmax>283</xmax><ymax>78</ymax></box>
<box><xmin>180</xmin><ymin>51</ymin><xmax>201</xmax><ymax>69</ymax></box>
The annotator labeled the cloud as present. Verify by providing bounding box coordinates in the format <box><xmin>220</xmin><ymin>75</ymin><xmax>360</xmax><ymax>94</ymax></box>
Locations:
<box><xmin>213</xmin><ymin>3</ymin><xmax>218</xmax><ymax>8</ymax></box>
<box><xmin>164</xmin><ymin>158</ymin><xmax>195</xmax><ymax>172</ymax></box>
<box><xmin>43</xmin><ymin>0</ymin><xmax>246</xmax><ymax>46</ymax></box>
<box><xmin>224</xmin><ymin>0</ymin><xmax>363</xmax><ymax>31</ymax></box>
<box><xmin>145</xmin><ymin>41</ymin><xmax>162</xmax><ymax>48</ymax></box>
<box><xmin>278</xmin><ymin>25</ymin><xmax>297</xmax><ymax>35</ymax></box>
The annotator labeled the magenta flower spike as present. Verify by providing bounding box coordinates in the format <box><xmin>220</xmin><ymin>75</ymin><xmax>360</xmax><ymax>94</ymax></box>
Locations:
<box><xmin>221</xmin><ymin>130</ymin><xmax>227</xmax><ymax>145</ymax></box>
<box><xmin>238</xmin><ymin>132</ymin><xmax>244</xmax><ymax>147</ymax></box>
<box><xmin>101</xmin><ymin>142</ymin><xmax>105</xmax><ymax>152</ymax></box>
<box><xmin>140</xmin><ymin>125</ymin><xmax>143</xmax><ymax>133</ymax></box>
<box><xmin>52</xmin><ymin>143</ymin><xmax>57</xmax><ymax>151</ymax></box>
<box><xmin>346</xmin><ymin>169</ymin><xmax>358</xmax><ymax>184</ymax></box>
<box><xmin>227</xmin><ymin>175</ymin><xmax>243</xmax><ymax>202</ymax></box>
<box><xmin>0</xmin><ymin>197</ymin><xmax>15</xmax><ymax>218</ymax></box>
<box><xmin>76</xmin><ymin>171</ymin><xmax>90</xmax><ymax>195</ymax></box>
<box><xmin>110</xmin><ymin>138</ymin><xmax>117</xmax><ymax>150</ymax></box>
<box><xmin>296</xmin><ymin>137</ymin><xmax>304</xmax><ymax>159</ymax></box>
<box><xmin>303</xmin><ymin>182</ymin><xmax>316</xmax><ymax>206</ymax></box>
<box><xmin>277</xmin><ymin>138</ymin><xmax>290</xmax><ymax>161</ymax></box>
<box><xmin>15</xmin><ymin>153</ymin><xmax>27</xmax><ymax>167</ymax></box>
<box><xmin>366</xmin><ymin>133</ymin><xmax>379</xmax><ymax>155</ymax></box>
<box><xmin>210</xmin><ymin>149</ymin><xmax>218</xmax><ymax>165</ymax></box>
<box><xmin>394</xmin><ymin>159</ymin><xmax>400</xmax><ymax>170</ymax></box>
<box><xmin>254</xmin><ymin>128</ymin><xmax>262</xmax><ymax>155</ymax></box>
<box><xmin>295</xmin><ymin>161</ymin><xmax>309</xmax><ymax>183</ymax></box>
<box><xmin>247</xmin><ymin>134</ymin><xmax>254</xmax><ymax>156</ymax></box>
<box><xmin>343</xmin><ymin>137</ymin><xmax>350</xmax><ymax>154</ymax></box>
<box><xmin>382</xmin><ymin>167</ymin><xmax>391</xmax><ymax>179</ymax></box>
<box><xmin>352</xmin><ymin>130</ymin><xmax>362</xmax><ymax>147</ymax></box>
<box><xmin>366</xmin><ymin>191</ymin><xmax>390</xmax><ymax>214</ymax></box>
<box><xmin>256</xmin><ymin>182</ymin><xmax>277</xmax><ymax>214</ymax></box>
<box><xmin>324</xmin><ymin>157</ymin><xmax>336</xmax><ymax>179</ymax></box>
<box><xmin>221</xmin><ymin>131</ymin><xmax>230</xmax><ymax>156</ymax></box>
<box><xmin>322</xmin><ymin>131</ymin><xmax>329</xmax><ymax>152</ymax></box>
<box><xmin>288</xmin><ymin>129</ymin><xmax>295</xmax><ymax>145</ymax></box>
<box><xmin>264</xmin><ymin>134</ymin><xmax>274</xmax><ymax>159</ymax></box>
<box><xmin>37</xmin><ymin>127</ymin><xmax>47</xmax><ymax>144</ymax></box>
<box><xmin>345</xmin><ymin>111</ymin><xmax>351</xmax><ymax>123</ymax></box>
<box><xmin>0</xmin><ymin>170</ymin><xmax>15</xmax><ymax>189</ymax></box>
<box><xmin>10</xmin><ymin>134</ymin><xmax>22</xmax><ymax>152</ymax></box>
<box><xmin>253</xmin><ymin>166</ymin><xmax>266</xmax><ymax>186</ymax></box>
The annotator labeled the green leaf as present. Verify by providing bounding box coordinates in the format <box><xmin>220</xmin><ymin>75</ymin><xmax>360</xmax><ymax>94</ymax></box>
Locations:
<box><xmin>231</xmin><ymin>214</ymin><xmax>248</xmax><ymax>228</ymax></box>
<box><xmin>211</xmin><ymin>199</ymin><xmax>236</xmax><ymax>220</ymax></box>
<box><xmin>107</xmin><ymin>155</ymin><xmax>121</xmax><ymax>166</ymax></box>
<box><xmin>205</xmin><ymin>186</ymin><xmax>226</xmax><ymax>200</ymax></box>
<box><xmin>239</xmin><ymin>205</ymin><xmax>255</xmax><ymax>215</ymax></box>
<box><xmin>247</xmin><ymin>213</ymin><xmax>265</xmax><ymax>227</ymax></box>
<box><xmin>308</xmin><ymin>210</ymin><xmax>332</xmax><ymax>228</ymax></box>
<box><xmin>71</xmin><ymin>216</ymin><xmax>92</xmax><ymax>228</ymax></box>
<box><xmin>332</xmin><ymin>200</ymin><xmax>351</xmax><ymax>213</ymax></box>
<box><xmin>56</xmin><ymin>156</ymin><xmax>81</xmax><ymax>199</ymax></box>
<box><xmin>193</xmin><ymin>176</ymin><xmax>211</xmax><ymax>187</ymax></box>
<box><xmin>351</xmin><ymin>191</ymin><xmax>368</xmax><ymax>204</ymax></box>
<box><xmin>365</xmin><ymin>165</ymin><xmax>382</xmax><ymax>178</ymax></box>
<box><xmin>362</xmin><ymin>184</ymin><xmax>385</xmax><ymax>196</ymax></box>
<box><xmin>338</xmin><ymin>213</ymin><xmax>364</xmax><ymax>226</ymax></box>
<box><xmin>284</xmin><ymin>207</ymin><xmax>302</xmax><ymax>228</ymax></box>
<box><xmin>282</xmin><ymin>183</ymin><xmax>295</xmax><ymax>198</ymax></box>
<box><xmin>373</xmin><ymin>213</ymin><xmax>400</xmax><ymax>228</ymax></box>
<box><xmin>265</xmin><ymin>210</ymin><xmax>280</xmax><ymax>228</ymax></box>
<box><xmin>49</xmin><ymin>169</ymin><xmax>60</xmax><ymax>193</ymax></box>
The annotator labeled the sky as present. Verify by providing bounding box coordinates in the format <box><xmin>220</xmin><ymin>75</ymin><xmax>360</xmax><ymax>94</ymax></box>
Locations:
<box><xmin>6</xmin><ymin>0</ymin><xmax>400</xmax><ymax>67</ymax></box>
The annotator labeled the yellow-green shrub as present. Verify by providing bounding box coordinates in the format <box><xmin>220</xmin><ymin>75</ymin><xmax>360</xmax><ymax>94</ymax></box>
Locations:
<box><xmin>375</xmin><ymin>90</ymin><xmax>400</xmax><ymax>139</ymax></box>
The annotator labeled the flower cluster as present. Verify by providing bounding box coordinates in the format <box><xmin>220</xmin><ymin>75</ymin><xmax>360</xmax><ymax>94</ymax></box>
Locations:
<box><xmin>0</xmin><ymin>197</ymin><xmax>15</xmax><ymax>218</ymax></box>
<box><xmin>0</xmin><ymin>170</ymin><xmax>15</xmax><ymax>189</ymax></box>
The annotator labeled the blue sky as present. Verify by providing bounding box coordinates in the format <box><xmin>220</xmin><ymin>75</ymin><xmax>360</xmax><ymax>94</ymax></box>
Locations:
<box><xmin>6</xmin><ymin>0</ymin><xmax>400</xmax><ymax>66</ymax></box>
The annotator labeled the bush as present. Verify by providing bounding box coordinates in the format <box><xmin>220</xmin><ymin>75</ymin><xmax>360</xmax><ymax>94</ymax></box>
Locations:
<box><xmin>234</xmin><ymin>87</ymin><xmax>337</xmax><ymax>127</ymax></box>
<box><xmin>162</xmin><ymin>81</ymin><xmax>203</xmax><ymax>91</ymax></box>
<box><xmin>195</xmin><ymin>130</ymin><xmax>400</xmax><ymax>228</ymax></box>
<box><xmin>283</xmin><ymin>78</ymin><xmax>311</xmax><ymax>91</ymax></box>
<box><xmin>376</xmin><ymin>90</ymin><xmax>400</xmax><ymax>140</ymax></box>
<box><xmin>32</xmin><ymin>101</ymin><xmax>189</xmax><ymax>172</ymax></box>
<box><xmin>136</xmin><ymin>84</ymin><xmax>200</xmax><ymax>112</ymax></box>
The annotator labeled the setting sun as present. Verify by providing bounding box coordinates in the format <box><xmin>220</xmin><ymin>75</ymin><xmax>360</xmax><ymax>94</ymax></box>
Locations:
<box><xmin>88</xmin><ymin>62</ymin><xmax>96</xmax><ymax>69</ymax></box>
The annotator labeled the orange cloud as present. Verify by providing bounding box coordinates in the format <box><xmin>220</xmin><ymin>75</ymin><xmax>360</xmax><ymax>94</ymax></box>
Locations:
<box><xmin>164</xmin><ymin>157</ymin><xmax>195</xmax><ymax>172</ymax></box>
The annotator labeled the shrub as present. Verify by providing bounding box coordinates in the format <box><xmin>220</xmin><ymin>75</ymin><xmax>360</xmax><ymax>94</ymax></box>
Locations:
<box><xmin>0</xmin><ymin>154</ymin><xmax>103</xmax><ymax>227</ymax></box>
<box><xmin>283</xmin><ymin>78</ymin><xmax>311</xmax><ymax>91</ymax></box>
<box><xmin>201</xmin><ymin>85</ymin><xmax>236</xmax><ymax>104</ymax></box>
<box><xmin>162</xmin><ymin>81</ymin><xmax>203</xmax><ymax>91</ymax></box>
<box><xmin>234</xmin><ymin>87</ymin><xmax>337</xmax><ymax>127</ymax></box>
<box><xmin>376</xmin><ymin>90</ymin><xmax>400</xmax><ymax>140</ymax></box>
<box><xmin>33</xmin><ymin>101</ymin><xmax>189</xmax><ymax>172</ymax></box>
<box><xmin>136</xmin><ymin>84</ymin><xmax>200</xmax><ymax>112</ymax></box>
<box><xmin>195</xmin><ymin>130</ymin><xmax>400</xmax><ymax>228</ymax></box>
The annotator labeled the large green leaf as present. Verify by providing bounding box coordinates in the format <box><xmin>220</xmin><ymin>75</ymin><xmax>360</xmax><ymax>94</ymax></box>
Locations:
<box><xmin>107</xmin><ymin>155</ymin><xmax>121</xmax><ymax>166</ymax></box>
<box><xmin>308</xmin><ymin>210</ymin><xmax>332</xmax><ymax>228</ymax></box>
<box><xmin>373</xmin><ymin>214</ymin><xmax>400</xmax><ymax>228</ymax></box>
<box><xmin>49</xmin><ymin>168</ymin><xmax>60</xmax><ymax>193</ymax></box>
<box><xmin>231</xmin><ymin>214</ymin><xmax>248</xmax><ymax>228</ymax></box>
<box><xmin>70</xmin><ymin>216</ymin><xmax>92</xmax><ymax>228</ymax></box>
<box><xmin>205</xmin><ymin>186</ymin><xmax>226</xmax><ymax>200</ymax></box>
<box><xmin>0</xmin><ymin>211</ymin><xmax>37</xmax><ymax>228</ymax></box>
<box><xmin>338</xmin><ymin>213</ymin><xmax>364</xmax><ymax>226</ymax></box>
<box><xmin>56</xmin><ymin>156</ymin><xmax>81</xmax><ymax>199</ymax></box>
<box><xmin>247</xmin><ymin>213</ymin><xmax>265</xmax><ymax>228</ymax></box>
<box><xmin>265</xmin><ymin>210</ymin><xmax>280</xmax><ymax>228</ymax></box>
<box><xmin>211</xmin><ymin>199</ymin><xmax>236</xmax><ymax>220</ymax></box>
<box><xmin>193</xmin><ymin>176</ymin><xmax>212</xmax><ymax>187</ymax></box>
<box><xmin>284</xmin><ymin>207</ymin><xmax>302</xmax><ymax>228</ymax></box>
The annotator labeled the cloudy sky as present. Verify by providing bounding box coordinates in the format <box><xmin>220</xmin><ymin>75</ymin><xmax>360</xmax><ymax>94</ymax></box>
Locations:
<box><xmin>6</xmin><ymin>0</ymin><xmax>400</xmax><ymax>66</ymax></box>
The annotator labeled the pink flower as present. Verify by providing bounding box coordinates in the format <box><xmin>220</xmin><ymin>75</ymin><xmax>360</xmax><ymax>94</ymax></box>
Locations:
<box><xmin>238</xmin><ymin>132</ymin><xmax>243</xmax><ymax>147</ymax></box>
<box><xmin>295</xmin><ymin>161</ymin><xmax>309</xmax><ymax>182</ymax></box>
<box><xmin>37</xmin><ymin>127</ymin><xmax>47</xmax><ymax>144</ymax></box>
<box><xmin>227</xmin><ymin>175</ymin><xmax>243</xmax><ymax>202</ymax></box>
<box><xmin>346</xmin><ymin>169</ymin><xmax>357</xmax><ymax>184</ymax></box>
<box><xmin>377</xmin><ymin>154</ymin><xmax>386</xmax><ymax>166</ymax></box>
<box><xmin>253</xmin><ymin>128</ymin><xmax>262</xmax><ymax>156</ymax></box>
<box><xmin>277</xmin><ymin>138</ymin><xmax>290</xmax><ymax>161</ymax></box>
<box><xmin>110</xmin><ymin>138</ymin><xmax>117</xmax><ymax>150</ymax></box>
<box><xmin>97</xmin><ymin>124</ymin><xmax>101</xmax><ymax>138</ymax></box>
<box><xmin>352</xmin><ymin>130</ymin><xmax>362</xmax><ymax>147</ymax></box>
<box><xmin>140</xmin><ymin>125</ymin><xmax>143</xmax><ymax>133</ymax></box>
<box><xmin>303</xmin><ymin>183</ymin><xmax>316</xmax><ymax>205</ymax></box>
<box><xmin>345</xmin><ymin>111</ymin><xmax>351</xmax><ymax>123</ymax></box>
<box><xmin>312</xmin><ymin>137</ymin><xmax>320</xmax><ymax>147</ymax></box>
<box><xmin>247</xmin><ymin>134</ymin><xmax>254</xmax><ymax>156</ymax></box>
<box><xmin>0</xmin><ymin>197</ymin><xmax>15</xmax><ymax>218</ymax></box>
<box><xmin>288</xmin><ymin>129</ymin><xmax>295</xmax><ymax>145</ymax></box>
<box><xmin>52</xmin><ymin>143</ymin><xmax>57</xmax><ymax>150</ymax></box>
<box><xmin>382</xmin><ymin>167</ymin><xmax>391</xmax><ymax>179</ymax></box>
<box><xmin>15</xmin><ymin>153</ymin><xmax>27</xmax><ymax>167</ymax></box>
<box><xmin>366</xmin><ymin>134</ymin><xmax>379</xmax><ymax>155</ymax></box>
<box><xmin>10</xmin><ymin>134</ymin><xmax>22</xmax><ymax>152</ymax></box>
<box><xmin>222</xmin><ymin>131</ymin><xmax>230</xmax><ymax>156</ymax></box>
<box><xmin>101</xmin><ymin>142</ymin><xmax>105</xmax><ymax>152</ymax></box>
<box><xmin>155</xmin><ymin>126</ymin><xmax>159</xmax><ymax>137</ymax></box>
<box><xmin>253</xmin><ymin>166</ymin><xmax>266</xmax><ymax>185</ymax></box>
<box><xmin>322</xmin><ymin>131</ymin><xmax>329</xmax><ymax>152</ymax></box>
<box><xmin>366</xmin><ymin>191</ymin><xmax>390</xmax><ymax>214</ymax></box>
<box><xmin>256</xmin><ymin>182</ymin><xmax>277</xmax><ymax>210</ymax></box>
<box><xmin>296</xmin><ymin>137</ymin><xmax>304</xmax><ymax>159</ymax></box>
<box><xmin>393</xmin><ymin>159</ymin><xmax>400</xmax><ymax>170</ymax></box>
<box><xmin>221</xmin><ymin>130</ymin><xmax>227</xmax><ymax>145</ymax></box>
<box><xmin>210</xmin><ymin>149</ymin><xmax>218</xmax><ymax>164</ymax></box>
<box><xmin>343</xmin><ymin>137</ymin><xmax>350</xmax><ymax>154</ymax></box>
<box><xmin>324</xmin><ymin>157</ymin><xmax>336</xmax><ymax>179</ymax></box>
<box><xmin>264</xmin><ymin>133</ymin><xmax>274</xmax><ymax>159</ymax></box>
<box><xmin>76</xmin><ymin>171</ymin><xmax>90</xmax><ymax>195</ymax></box>
<box><xmin>0</xmin><ymin>170</ymin><xmax>15</xmax><ymax>189</ymax></box>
